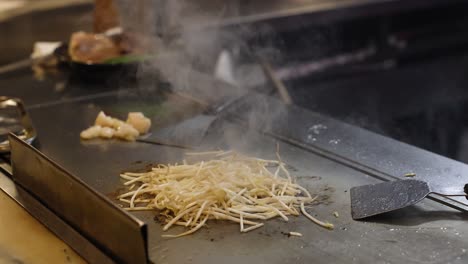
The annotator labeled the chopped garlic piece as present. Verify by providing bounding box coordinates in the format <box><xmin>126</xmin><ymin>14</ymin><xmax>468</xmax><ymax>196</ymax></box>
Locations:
<box><xmin>94</xmin><ymin>111</ymin><xmax>125</xmax><ymax>128</ymax></box>
<box><xmin>80</xmin><ymin>125</ymin><xmax>102</xmax><ymax>139</ymax></box>
<box><xmin>126</xmin><ymin>112</ymin><xmax>151</xmax><ymax>134</ymax></box>
<box><xmin>100</xmin><ymin>127</ymin><xmax>115</xmax><ymax>138</ymax></box>
<box><xmin>114</xmin><ymin>123</ymin><xmax>139</xmax><ymax>141</ymax></box>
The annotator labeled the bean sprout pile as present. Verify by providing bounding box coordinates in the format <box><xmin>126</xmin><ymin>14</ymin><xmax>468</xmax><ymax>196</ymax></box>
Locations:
<box><xmin>118</xmin><ymin>150</ymin><xmax>333</xmax><ymax>238</ymax></box>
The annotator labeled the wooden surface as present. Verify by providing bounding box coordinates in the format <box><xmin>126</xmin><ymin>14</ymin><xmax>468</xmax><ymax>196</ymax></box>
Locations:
<box><xmin>0</xmin><ymin>190</ymin><xmax>86</xmax><ymax>264</ymax></box>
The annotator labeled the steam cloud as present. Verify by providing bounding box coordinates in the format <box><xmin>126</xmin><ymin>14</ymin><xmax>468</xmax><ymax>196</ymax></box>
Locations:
<box><xmin>114</xmin><ymin>0</ymin><xmax>285</xmax><ymax>150</ymax></box>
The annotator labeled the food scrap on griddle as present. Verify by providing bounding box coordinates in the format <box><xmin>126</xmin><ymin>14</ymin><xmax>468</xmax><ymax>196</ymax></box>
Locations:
<box><xmin>404</xmin><ymin>172</ymin><xmax>416</xmax><ymax>177</ymax></box>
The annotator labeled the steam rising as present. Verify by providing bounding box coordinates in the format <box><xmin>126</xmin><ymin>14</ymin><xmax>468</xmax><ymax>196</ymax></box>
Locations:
<box><xmin>115</xmin><ymin>0</ymin><xmax>285</xmax><ymax>149</ymax></box>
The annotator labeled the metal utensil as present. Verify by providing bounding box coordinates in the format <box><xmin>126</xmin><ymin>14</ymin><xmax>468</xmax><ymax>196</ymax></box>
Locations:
<box><xmin>139</xmin><ymin>114</ymin><xmax>217</xmax><ymax>149</ymax></box>
<box><xmin>138</xmin><ymin>92</ymin><xmax>247</xmax><ymax>149</ymax></box>
<box><xmin>9</xmin><ymin>133</ymin><xmax>148</xmax><ymax>263</ymax></box>
<box><xmin>258</xmin><ymin>58</ymin><xmax>292</xmax><ymax>105</ymax></box>
<box><xmin>0</xmin><ymin>97</ymin><xmax>36</xmax><ymax>153</ymax></box>
<box><xmin>350</xmin><ymin>179</ymin><xmax>468</xmax><ymax>219</ymax></box>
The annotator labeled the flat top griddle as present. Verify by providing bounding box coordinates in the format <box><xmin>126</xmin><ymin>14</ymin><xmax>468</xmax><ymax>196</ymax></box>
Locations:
<box><xmin>22</xmin><ymin>95</ymin><xmax>468</xmax><ymax>263</ymax></box>
<box><xmin>1</xmin><ymin>66</ymin><xmax>466</xmax><ymax>263</ymax></box>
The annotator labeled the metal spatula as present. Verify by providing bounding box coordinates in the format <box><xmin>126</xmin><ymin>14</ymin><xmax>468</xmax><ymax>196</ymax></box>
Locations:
<box><xmin>137</xmin><ymin>93</ymin><xmax>248</xmax><ymax>149</ymax></box>
<box><xmin>350</xmin><ymin>179</ymin><xmax>468</xmax><ymax>219</ymax></box>
<box><xmin>137</xmin><ymin>114</ymin><xmax>217</xmax><ymax>149</ymax></box>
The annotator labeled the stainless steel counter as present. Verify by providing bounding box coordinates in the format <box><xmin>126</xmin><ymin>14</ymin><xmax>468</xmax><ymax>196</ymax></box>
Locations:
<box><xmin>0</xmin><ymin>176</ymin><xmax>86</xmax><ymax>264</ymax></box>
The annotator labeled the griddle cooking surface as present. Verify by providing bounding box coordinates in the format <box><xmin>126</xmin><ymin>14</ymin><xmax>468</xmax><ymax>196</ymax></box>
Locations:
<box><xmin>24</xmin><ymin>92</ymin><xmax>468</xmax><ymax>264</ymax></box>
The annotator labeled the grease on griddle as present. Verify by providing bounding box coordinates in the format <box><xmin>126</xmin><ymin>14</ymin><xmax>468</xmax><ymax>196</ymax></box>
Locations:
<box><xmin>265</xmin><ymin>162</ymin><xmax>298</xmax><ymax>171</ymax></box>
<box><xmin>296</xmin><ymin>175</ymin><xmax>322</xmax><ymax>180</ymax></box>
<box><xmin>120</xmin><ymin>162</ymin><xmax>157</xmax><ymax>174</ymax></box>
<box><xmin>309</xmin><ymin>185</ymin><xmax>335</xmax><ymax>206</ymax></box>
<box><xmin>258</xmin><ymin>231</ymin><xmax>272</xmax><ymax>237</ymax></box>
<box><xmin>153</xmin><ymin>211</ymin><xmax>166</xmax><ymax>225</ymax></box>
<box><xmin>106</xmin><ymin>186</ymin><xmax>127</xmax><ymax>205</ymax></box>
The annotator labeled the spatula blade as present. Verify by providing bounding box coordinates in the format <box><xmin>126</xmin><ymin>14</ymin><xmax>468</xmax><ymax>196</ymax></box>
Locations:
<box><xmin>350</xmin><ymin>180</ymin><xmax>430</xmax><ymax>220</ymax></box>
<box><xmin>144</xmin><ymin>115</ymin><xmax>217</xmax><ymax>148</ymax></box>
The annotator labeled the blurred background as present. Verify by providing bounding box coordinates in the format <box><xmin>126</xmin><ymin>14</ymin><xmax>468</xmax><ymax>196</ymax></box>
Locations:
<box><xmin>3</xmin><ymin>0</ymin><xmax>468</xmax><ymax>163</ymax></box>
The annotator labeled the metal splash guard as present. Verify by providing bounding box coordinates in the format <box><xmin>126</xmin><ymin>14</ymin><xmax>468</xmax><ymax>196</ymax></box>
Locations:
<box><xmin>9</xmin><ymin>134</ymin><xmax>148</xmax><ymax>263</ymax></box>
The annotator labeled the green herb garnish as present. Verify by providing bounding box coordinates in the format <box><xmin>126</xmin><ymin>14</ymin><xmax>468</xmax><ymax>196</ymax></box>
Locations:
<box><xmin>104</xmin><ymin>54</ymin><xmax>155</xmax><ymax>64</ymax></box>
